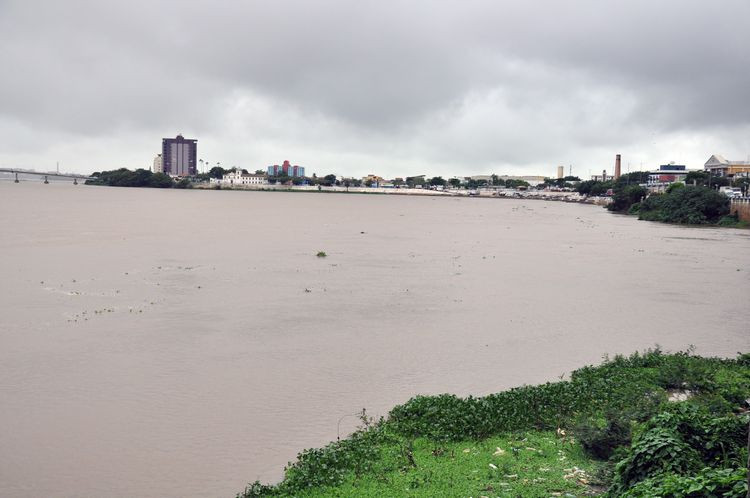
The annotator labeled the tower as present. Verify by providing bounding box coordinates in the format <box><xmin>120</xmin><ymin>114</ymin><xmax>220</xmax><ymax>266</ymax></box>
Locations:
<box><xmin>614</xmin><ymin>154</ymin><xmax>622</xmax><ymax>179</ymax></box>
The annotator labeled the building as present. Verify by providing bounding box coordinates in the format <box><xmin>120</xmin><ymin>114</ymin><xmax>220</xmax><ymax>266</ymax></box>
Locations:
<box><xmin>362</xmin><ymin>174</ymin><xmax>384</xmax><ymax>186</ymax></box>
<box><xmin>267</xmin><ymin>160</ymin><xmax>305</xmax><ymax>177</ymax></box>
<box><xmin>557</xmin><ymin>166</ymin><xmax>564</xmax><ymax>179</ymax></box>
<box><xmin>704</xmin><ymin>155</ymin><xmax>750</xmax><ymax>178</ymax></box>
<box><xmin>212</xmin><ymin>170</ymin><xmax>268</xmax><ymax>186</ymax></box>
<box><xmin>591</xmin><ymin>170</ymin><xmax>615</xmax><ymax>182</ymax></box>
<box><xmin>647</xmin><ymin>164</ymin><xmax>689</xmax><ymax>185</ymax></box>
<box><xmin>153</xmin><ymin>154</ymin><xmax>163</xmax><ymax>174</ymax></box>
<box><xmin>162</xmin><ymin>135</ymin><xmax>197</xmax><ymax>177</ymax></box>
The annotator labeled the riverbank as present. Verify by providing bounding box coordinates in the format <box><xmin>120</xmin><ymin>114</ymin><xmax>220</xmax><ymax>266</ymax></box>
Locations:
<box><xmin>193</xmin><ymin>182</ymin><xmax>614</xmax><ymax>205</ymax></box>
<box><xmin>238</xmin><ymin>350</ymin><xmax>750</xmax><ymax>497</ymax></box>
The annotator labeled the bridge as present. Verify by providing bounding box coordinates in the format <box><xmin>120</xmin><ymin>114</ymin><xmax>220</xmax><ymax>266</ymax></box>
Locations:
<box><xmin>0</xmin><ymin>168</ymin><xmax>95</xmax><ymax>185</ymax></box>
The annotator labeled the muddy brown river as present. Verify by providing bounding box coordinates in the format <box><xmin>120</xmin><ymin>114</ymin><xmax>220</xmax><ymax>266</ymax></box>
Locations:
<box><xmin>1</xmin><ymin>182</ymin><xmax>748</xmax><ymax>497</ymax></box>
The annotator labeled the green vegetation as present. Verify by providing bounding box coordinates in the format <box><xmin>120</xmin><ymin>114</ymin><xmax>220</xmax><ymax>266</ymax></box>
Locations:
<box><xmin>316</xmin><ymin>251</ymin><xmax>327</xmax><ymax>258</ymax></box>
<box><xmin>608</xmin><ymin>184</ymin><xmax>648</xmax><ymax>213</ymax></box>
<box><xmin>684</xmin><ymin>170</ymin><xmax>731</xmax><ymax>189</ymax></box>
<box><xmin>86</xmin><ymin>168</ymin><xmax>177</xmax><ymax>188</ymax></box>
<box><xmin>577</xmin><ymin>171</ymin><xmax>743</xmax><ymax>227</ymax></box>
<box><xmin>539</xmin><ymin>176</ymin><xmax>581</xmax><ymax>189</ymax></box>
<box><xmin>637</xmin><ymin>186</ymin><xmax>730</xmax><ymax>225</ymax></box>
<box><xmin>196</xmin><ymin>166</ymin><xmax>231</xmax><ymax>181</ymax></box>
<box><xmin>237</xmin><ymin>349</ymin><xmax>750</xmax><ymax>497</ymax></box>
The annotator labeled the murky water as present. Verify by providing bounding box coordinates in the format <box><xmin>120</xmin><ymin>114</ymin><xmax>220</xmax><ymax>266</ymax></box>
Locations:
<box><xmin>1</xmin><ymin>182</ymin><xmax>748</xmax><ymax>497</ymax></box>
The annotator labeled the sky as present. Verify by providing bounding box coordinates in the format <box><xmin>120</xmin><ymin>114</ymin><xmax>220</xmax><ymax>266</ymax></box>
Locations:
<box><xmin>1</xmin><ymin>0</ymin><xmax>749</xmax><ymax>179</ymax></box>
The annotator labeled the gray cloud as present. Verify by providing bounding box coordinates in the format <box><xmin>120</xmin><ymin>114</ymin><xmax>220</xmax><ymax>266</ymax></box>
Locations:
<box><xmin>0</xmin><ymin>0</ymin><xmax>748</xmax><ymax>176</ymax></box>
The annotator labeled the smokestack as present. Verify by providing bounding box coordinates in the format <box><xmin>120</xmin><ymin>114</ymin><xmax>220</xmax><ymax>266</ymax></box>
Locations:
<box><xmin>603</xmin><ymin>169</ymin><xmax>607</xmax><ymax>181</ymax></box>
<box><xmin>615</xmin><ymin>154</ymin><xmax>622</xmax><ymax>179</ymax></box>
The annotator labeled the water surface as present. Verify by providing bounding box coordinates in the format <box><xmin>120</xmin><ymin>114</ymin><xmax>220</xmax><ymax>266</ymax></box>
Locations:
<box><xmin>1</xmin><ymin>182</ymin><xmax>748</xmax><ymax>497</ymax></box>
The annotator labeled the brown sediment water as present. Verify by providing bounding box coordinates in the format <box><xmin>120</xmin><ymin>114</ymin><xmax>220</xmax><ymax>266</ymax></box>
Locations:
<box><xmin>0</xmin><ymin>182</ymin><xmax>748</xmax><ymax>497</ymax></box>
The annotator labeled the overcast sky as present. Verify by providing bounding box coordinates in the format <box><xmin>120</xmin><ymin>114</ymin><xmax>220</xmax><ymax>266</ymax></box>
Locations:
<box><xmin>1</xmin><ymin>0</ymin><xmax>749</xmax><ymax>178</ymax></box>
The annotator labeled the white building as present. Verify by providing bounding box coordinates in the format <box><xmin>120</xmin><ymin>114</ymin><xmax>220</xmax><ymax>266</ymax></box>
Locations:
<box><xmin>212</xmin><ymin>170</ymin><xmax>268</xmax><ymax>186</ymax></box>
<box><xmin>153</xmin><ymin>154</ymin><xmax>163</xmax><ymax>174</ymax></box>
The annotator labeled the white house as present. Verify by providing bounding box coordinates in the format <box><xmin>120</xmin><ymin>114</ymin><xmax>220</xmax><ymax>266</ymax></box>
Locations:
<box><xmin>211</xmin><ymin>171</ymin><xmax>268</xmax><ymax>186</ymax></box>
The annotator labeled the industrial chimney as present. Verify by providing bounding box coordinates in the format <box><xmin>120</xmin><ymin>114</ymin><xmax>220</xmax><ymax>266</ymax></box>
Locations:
<box><xmin>615</xmin><ymin>154</ymin><xmax>622</xmax><ymax>179</ymax></box>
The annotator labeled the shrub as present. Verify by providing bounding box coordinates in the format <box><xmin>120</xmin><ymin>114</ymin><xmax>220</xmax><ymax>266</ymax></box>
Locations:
<box><xmin>718</xmin><ymin>213</ymin><xmax>740</xmax><ymax>226</ymax></box>
<box><xmin>608</xmin><ymin>184</ymin><xmax>648</xmax><ymax>212</ymax></box>
<box><xmin>627</xmin><ymin>202</ymin><xmax>641</xmax><ymax>214</ymax></box>
<box><xmin>639</xmin><ymin>186</ymin><xmax>730</xmax><ymax>224</ymax></box>
<box><xmin>174</xmin><ymin>178</ymin><xmax>193</xmax><ymax>189</ymax></box>
<box><xmin>610</xmin><ymin>427</ymin><xmax>702</xmax><ymax>492</ymax></box>
<box><xmin>618</xmin><ymin>467</ymin><xmax>748</xmax><ymax>497</ymax></box>
<box><xmin>609</xmin><ymin>403</ymin><xmax>749</xmax><ymax>493</ymax></box>
<box><xmin>575</xmin><ymin>410</ymin><xmax>632</xmax><ymax>460</ymax></box>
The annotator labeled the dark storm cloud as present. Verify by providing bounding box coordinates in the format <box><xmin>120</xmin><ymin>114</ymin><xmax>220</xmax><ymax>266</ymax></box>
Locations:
<box><xmin>0</xmin><ymin>0</ymin><xmax>748</xmax><ymax>174</ymax></box>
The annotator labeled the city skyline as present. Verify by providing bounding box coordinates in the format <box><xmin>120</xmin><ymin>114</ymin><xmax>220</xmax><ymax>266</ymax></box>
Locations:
<box><xmin>0</xmin><ymin>1</ymin><xmax>749</xmax><ymax>177</ymax></box>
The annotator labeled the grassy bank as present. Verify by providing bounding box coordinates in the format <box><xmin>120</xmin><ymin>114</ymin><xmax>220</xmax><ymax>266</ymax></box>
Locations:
<box><xmin>238</xmin><ymin>349</ymin><xmax>750</xmax><ymax>497</ymax></box>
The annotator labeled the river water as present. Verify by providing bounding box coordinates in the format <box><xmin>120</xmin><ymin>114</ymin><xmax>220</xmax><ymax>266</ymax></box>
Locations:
<box><xmin>1</xmin><ymin>182</ymin><xmax>748</xmax><ymax>497</ymax></box>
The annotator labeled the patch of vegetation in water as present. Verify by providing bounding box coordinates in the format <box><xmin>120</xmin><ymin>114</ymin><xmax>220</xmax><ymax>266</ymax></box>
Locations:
<box><xmin>237</xmin><ymin>349</ymin><xmax>750</xmax><ymax>497</ymax></box>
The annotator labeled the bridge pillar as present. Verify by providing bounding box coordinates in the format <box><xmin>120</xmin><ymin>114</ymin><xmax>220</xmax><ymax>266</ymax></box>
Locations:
<box><xmin>14</xmin><ymin>172</ymin><xmax>19</xmax><ymax>183</ymax></box>
<box><xmin>73</xmin><ymin>178</ymin><xmax>78</xmax><ymax>185</ymax></box>
<box><xmin>44</xmin><ymin>176</ymin><xmax>49</xmax><ymax>184</ymax></box>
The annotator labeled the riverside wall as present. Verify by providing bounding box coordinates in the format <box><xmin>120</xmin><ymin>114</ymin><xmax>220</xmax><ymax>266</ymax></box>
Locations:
<box><xmin>730</xmin><ymin>199</ymin><xmax>750</xmax><ymax>222</ymax></box>
<box><xmin>194</xmin><ymin>183</ymin><xmax>604</xmax><ymax>203</ymax></box>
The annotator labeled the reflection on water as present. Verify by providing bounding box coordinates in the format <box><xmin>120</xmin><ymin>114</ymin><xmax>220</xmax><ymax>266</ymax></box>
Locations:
<box><xmin>1</xmin><ymin>182</ymin><xmax>748</xmax><ymax>497</ymax></box>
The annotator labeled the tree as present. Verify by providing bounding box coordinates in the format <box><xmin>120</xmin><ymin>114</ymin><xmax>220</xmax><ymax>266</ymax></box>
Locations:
<box><xmin>639</xmin><ymin>186</ymin><xmax>730</xmax><ymax>224</ymax></box>
<box><xmin>255</xmin><ymin>169</ymin><xmax>265</xmax><ymax>175</ymax></box>
<box><xmin>276</xmin><ymin>172</ymin><xmax>291</xmax><ymax>184</ymax></box>
<box><xmin>466</xmin><ymin>179</ymin><xmax>488</xmax><ymax>188</ymax></box>
<box><xmin>732</xmin><ymin>177</ymin><xmax>749</xmax><ymax>196</ymax></box>
<box><xmin>174</xmin><ymin>178</ymin><xmax>193</xmax><ymax>189</ymax></box>
<box><xmin>208</xmin><ymin>166</ymin><xmax>227</xmax><ymax>179</ymax></box>
<box><xmin>322</xmin><ymin>174</ymin><xmax>337</xmax><ymax>186</ymax></box>
<box><xmin>501</xmin><ymin>178</ymin><xmax>529</xmax><ymax>189</ymax></box>
<box><xmin>429</xmin><ymin>176</ymin><xmax>446</xmax><ymax>186</ymax></box>
<box><xmin>683</xmin><ymin>171</ymin><xmax>730</xmax><ymax>188</ymax></box>
<box><xmin>614</xmin><ymin>171</ymin><xmax>650</xmax><ymax>186</ymax></box>
<box><xmin>149</xmin><ymin>172</ymin><xmax>174</xmax><ymax>188</ymax></box>
<box><xmin>406</xmin><ymin>176</ymin><xmax>425</xmax><ymax>187</ymax></box>
<box><xmin>448</xmin><ymin>178</ymin><xmax>461</xmax><ymax>188</ymax></box>
<box><xmin>608</xmin><ymin>185</ymin><xmax>648</xmax><ymax>212</ymax></box>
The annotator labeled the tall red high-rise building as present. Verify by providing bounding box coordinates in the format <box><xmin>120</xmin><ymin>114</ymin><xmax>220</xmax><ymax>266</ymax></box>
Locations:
<box><xmin>267</xmin><ymin>160</ymin><xmax>305</xmax><ymax>177</ymax></box>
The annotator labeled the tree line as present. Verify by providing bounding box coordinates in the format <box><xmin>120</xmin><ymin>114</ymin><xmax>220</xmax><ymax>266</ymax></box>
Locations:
<box><xmin>86</xmin><ymin>168</ymin><xmax>191</xmax><ymax>188</ymax></box>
